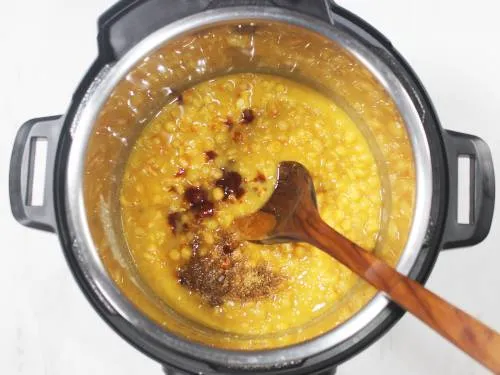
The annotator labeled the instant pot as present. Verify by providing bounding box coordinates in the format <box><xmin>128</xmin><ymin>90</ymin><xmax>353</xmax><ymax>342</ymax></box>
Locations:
<box><xmin>9</xmin><ymin>1</ymin><xmax>495</xmax><ymax>374</ymax></box>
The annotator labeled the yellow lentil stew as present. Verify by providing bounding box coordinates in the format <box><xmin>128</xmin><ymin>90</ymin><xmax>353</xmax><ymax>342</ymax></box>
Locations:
<box><xmin>84</xmin><ymin>20</ymin><xmax>416</xmax><ymax>350</ymax></box>
<box><xmin>120</xmin><ymin>73</ymin><xmax>397</xmax><ymax>336</ymax></box>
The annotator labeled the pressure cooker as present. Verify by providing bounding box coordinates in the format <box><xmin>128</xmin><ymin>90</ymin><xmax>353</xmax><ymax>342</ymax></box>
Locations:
<box><xmin>9</xmin><ymin>0</ymin><xmax>495</xmax><ymax>374</ymax></box>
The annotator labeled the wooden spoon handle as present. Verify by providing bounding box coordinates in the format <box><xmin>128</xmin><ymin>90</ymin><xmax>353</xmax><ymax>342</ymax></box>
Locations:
<box><xmin>304</xmin><ymin>214</ymin><xmax>500</xmax><ymax>373</ymax></box>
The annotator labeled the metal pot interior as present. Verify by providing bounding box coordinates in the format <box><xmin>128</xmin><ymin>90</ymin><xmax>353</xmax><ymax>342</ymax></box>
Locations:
<box><xmin>75</xmin><ymin>12</ymin><xmax>430</xmax><ymax>353</ymax></box>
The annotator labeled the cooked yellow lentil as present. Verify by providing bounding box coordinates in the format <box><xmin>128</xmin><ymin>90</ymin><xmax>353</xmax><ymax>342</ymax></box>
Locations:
<box><xmin>121</xmin><ymin>73</ymin><xmax>384</xmax><ymax>335</ymax></box>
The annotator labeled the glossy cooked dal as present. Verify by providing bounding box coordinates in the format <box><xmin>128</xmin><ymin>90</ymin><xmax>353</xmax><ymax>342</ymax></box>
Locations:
<box><xmin>120</xmin><ymin>73</ymin><xmax>385</xmax><ymax>335</ymax></box>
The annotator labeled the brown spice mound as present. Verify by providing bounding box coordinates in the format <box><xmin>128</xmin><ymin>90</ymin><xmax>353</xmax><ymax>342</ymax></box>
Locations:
<box><xmin>177</xmin><ymin>234</ymin><xmax>282</xmax><ymax>306</ymax></box>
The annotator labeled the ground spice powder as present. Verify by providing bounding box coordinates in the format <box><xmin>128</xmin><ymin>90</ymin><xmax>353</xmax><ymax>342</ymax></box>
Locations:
<box><xmin>177</xmin><ymin>234</ymin><xmax>282</xmax><ymax>306</ymax></box>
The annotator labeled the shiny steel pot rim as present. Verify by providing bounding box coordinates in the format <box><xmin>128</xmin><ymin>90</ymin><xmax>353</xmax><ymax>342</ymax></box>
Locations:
<box><xmin>65</xmin><ymin>7</ymin><xmax>432</xmax><ymax>366</ymax></box>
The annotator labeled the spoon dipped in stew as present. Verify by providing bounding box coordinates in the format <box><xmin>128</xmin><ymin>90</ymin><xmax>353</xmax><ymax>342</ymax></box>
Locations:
<box><xmin>234</xmin><ymin>161</ymin><xmax>500</xmax><ymax>373</ymax></box>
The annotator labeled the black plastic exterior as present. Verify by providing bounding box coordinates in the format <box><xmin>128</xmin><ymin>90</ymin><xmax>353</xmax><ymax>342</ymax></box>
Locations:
<box><xmin>9</xmin><ymin>115</ymin><xmax>63</xmax><ymax>232</ymax></box>
<box><xmin>9</xmin><ymin>0</ymin><xmax>495</xmax><ymax>374</ymax></box>
<box><xmin>442</xmin><ymin>131</ymin><xmax>495</xmax><ymax>249</ymax></box>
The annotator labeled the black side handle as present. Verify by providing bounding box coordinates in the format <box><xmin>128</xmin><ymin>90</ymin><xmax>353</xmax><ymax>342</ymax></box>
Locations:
<box><xmin>442</xmin><ymin>130</ymin><xmax>495</xmax><ymax>249</ymax></box>
<box><xmin>97</xmin><ymin>0</ymin><xmax>333</xmax><ymax>61</ymax></box>
<box><xmin>9</xmin><ymin>116</ymin><xmax>64</xmax><ymax>233</ymax></box>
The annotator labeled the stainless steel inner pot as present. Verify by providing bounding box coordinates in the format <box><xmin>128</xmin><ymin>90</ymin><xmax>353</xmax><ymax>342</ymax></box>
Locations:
<box><xmin>63</xmin><ymin>7</ymin><xmax>432</xmax><ymax>365</ymax></box>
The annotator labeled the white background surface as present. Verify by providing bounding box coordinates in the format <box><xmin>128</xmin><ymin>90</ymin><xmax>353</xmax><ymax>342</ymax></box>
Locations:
<box><xmin>0</xmin><ymin>0</ymin><xmax>499</xmax><ymax>374</ymax></box>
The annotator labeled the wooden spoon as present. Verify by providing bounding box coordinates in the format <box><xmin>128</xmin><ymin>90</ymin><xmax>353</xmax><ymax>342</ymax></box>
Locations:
<box><xmin>234</xmin><ymin>161</ymin><xmax>500</xmax><ymax>373</ymax></box>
